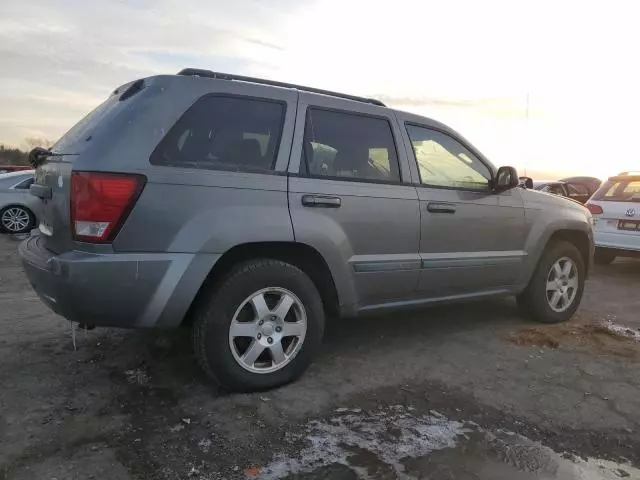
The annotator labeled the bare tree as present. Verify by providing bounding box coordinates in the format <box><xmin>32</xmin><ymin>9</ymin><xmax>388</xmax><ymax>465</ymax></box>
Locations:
<box><xmin>23</xmin><ymin>137</ymin><xmax>53</xmax><ymax>151</ymax></box>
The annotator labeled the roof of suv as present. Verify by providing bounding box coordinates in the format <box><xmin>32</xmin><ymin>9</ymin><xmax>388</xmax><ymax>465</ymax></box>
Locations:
<box><xmin>174</xmin><ymin>68</ymin><xmax>465</xmax><ymax>147</ymax></box>
<box><xmin>178</xmin><ymin>68</ymin><xmax>386</xmax><ymax>107</ymax></box>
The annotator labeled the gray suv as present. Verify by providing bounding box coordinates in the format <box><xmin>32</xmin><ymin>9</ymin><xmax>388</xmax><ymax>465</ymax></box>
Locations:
<box><xmin>20</xmin><ymin>69</ymin><xmax>594</xmax><ymax>392</ymax></box>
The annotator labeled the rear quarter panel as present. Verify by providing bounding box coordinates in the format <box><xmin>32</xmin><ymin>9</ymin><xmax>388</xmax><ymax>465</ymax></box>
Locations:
<box><xmin>97</xmin><ymin>76</ymin><xmax>298</xmax><ymax>327</ymax></box>
<box><xmin>108</xmin><ymin>75</ymin><xmax>299</xmax><ymax>254</ymax></box>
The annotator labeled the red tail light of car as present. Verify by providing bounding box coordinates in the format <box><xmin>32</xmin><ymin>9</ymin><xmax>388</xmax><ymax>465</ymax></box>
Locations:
<box><xmin>586</xmin><ymin>202</ymin><xmax>603</xmax><ymax>215</ymax></box>
<box><xmin>71</xmin><ymin>172</ymin><xmax>145</xmax><ymax>243</ymax></box>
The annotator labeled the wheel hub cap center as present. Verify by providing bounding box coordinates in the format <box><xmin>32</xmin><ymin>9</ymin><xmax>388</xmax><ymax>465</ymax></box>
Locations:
<box><xmin>261</xmin><ymin>322</ymin><xmax>275</xmax><ymax>336</ymax></box>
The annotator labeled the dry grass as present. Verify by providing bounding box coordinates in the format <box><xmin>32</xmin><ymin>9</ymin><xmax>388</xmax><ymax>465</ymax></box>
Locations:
<box><xmin>506</xmin><ymin>314</ymin><xmax>640</xmax><ymax>358</ymax></box>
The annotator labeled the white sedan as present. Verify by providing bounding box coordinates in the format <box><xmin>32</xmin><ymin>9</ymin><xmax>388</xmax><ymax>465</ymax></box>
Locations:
<box><xmin>586</xmin><ymin>171</ymin><xmax>640</xmax><ymax>264</ymax></box>
<box><xmin>0</xmin><ymin>170</ymin><xmax>38</xmax><ymax>234</ymax></box>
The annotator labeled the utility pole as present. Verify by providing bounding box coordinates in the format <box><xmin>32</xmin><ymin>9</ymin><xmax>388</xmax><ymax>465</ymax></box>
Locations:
<box><xmin>524</xmin><ymin>92</ymin><xmax>530</xmax><ymax>177</ymax></box>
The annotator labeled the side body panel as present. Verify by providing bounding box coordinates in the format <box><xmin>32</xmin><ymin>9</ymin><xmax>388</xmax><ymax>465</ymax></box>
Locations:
<box><xmin>287</xmin><ymin>93</ymin><xmax>421</xmax><ymax>315</ymax></box>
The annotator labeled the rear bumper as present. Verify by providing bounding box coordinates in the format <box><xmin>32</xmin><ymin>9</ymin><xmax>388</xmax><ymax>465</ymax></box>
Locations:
<box><xmin>594</xmin><ymin>230</ymin><xmax>640</xmax><ymax>254</ymax></box>
<box><xmin>19</xmin><ymin>233</ymin><xmax>220</xmax><ymax>328</ymax></box>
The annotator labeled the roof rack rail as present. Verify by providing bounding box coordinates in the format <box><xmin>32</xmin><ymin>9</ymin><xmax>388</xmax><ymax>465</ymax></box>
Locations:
<box><xmin>177</xmin><ymin>68</ymin><xmax>385</xmax><ymax>107</ymax></box>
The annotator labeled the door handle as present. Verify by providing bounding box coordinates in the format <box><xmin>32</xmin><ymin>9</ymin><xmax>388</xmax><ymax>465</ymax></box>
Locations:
<box><xmin>426</xmin><ymin>202</ymin><xmax>456</xmax><ymax>214</ymax></box>
<box><xmin>302</xmin><ymin>195</ymin><xmax>341</xmax><ymax>208</ymax></box>
<box><xmin>30</xmin><ymin>184</ymin><xmax>52</xmax><ymax>200</ymax></box>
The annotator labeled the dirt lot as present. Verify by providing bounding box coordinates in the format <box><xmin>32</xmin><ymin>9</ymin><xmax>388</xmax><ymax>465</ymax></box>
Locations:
<box><xmin>1</xmin><ymin>233</ymin><xmax>640</xmax><ymax>480</ymax></box>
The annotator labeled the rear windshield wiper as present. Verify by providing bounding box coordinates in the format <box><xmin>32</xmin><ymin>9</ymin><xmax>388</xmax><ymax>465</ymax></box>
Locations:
<box><xmin>28</xmin><ymin>147</ymin><xmax>76</xmax><ymax>168</ymax></box>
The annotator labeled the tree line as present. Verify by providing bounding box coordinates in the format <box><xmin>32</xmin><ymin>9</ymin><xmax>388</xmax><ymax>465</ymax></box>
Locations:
<box><xmin>0</xmin><ymin>138</ymin><xmax>53</xmax><ymax>165</ymax></box>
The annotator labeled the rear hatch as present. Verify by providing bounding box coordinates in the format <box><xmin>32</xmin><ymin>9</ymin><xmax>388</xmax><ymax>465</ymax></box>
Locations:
<box><xmin>32</xmin><ymin>79</ymin><xmax>146</xmax><ymax>253</ymax></box>
<box><xmin>588</xmin><ymin>175</ymin><xmax>640</xmax><ymax>236</ymax></box>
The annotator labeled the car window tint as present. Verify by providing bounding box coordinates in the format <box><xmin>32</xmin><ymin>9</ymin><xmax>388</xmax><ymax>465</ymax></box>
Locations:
<box><xmin>150</xmin><ymin>96</ymin><xmax>285</xmax><ymax>172</ymax></box>
<box><xmin>406</xmin><ymin>125</ymin><xmax>491</xmax><ymax>190</ymax></box>
<box><xmin>302</xmin><ymin>109</ymin><xmax>400</xmax><ymax>182</ymax></box>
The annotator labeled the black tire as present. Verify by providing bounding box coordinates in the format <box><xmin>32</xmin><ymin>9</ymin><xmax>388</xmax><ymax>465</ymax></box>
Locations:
<box><xmin>594</xmin><ymin>247</ymin><xmax>616</xmax><ymax>266</ymax></box>
<box><xmin>517</xmin><ymin>241</ymin><xmax>586</xmax><ymax>324</ymax></box>
<box><xmin>192</xmin><ymin>259</ymin><xmax>325</xmax><ymax>392</ymax></box>
<box><xmin>0</xmin><ymin>205</ymin><xmax>35</xmax><ymax>234</ymax></box>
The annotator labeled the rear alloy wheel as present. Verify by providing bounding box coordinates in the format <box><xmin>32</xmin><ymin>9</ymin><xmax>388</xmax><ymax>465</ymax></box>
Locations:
<box><xmin>228</xmin><ymin>287</ymin><xmax>307</xmax><ymax>374</ymax></box>
<box><xmin>193</xmin><ymin>259</ymin><xmax>324</xmax><ymax>392</ymax></box>
<box><xmin>594</xmin><ymin>248</ymin><xmax>616</xmax><ymax>265</ymax></box>
<box><xmin>517</xmin><ymin>241</ymin><xmax>585</xmax><ymax>324</ymax></box>
<box><xmin>0</xmin><ymin>206</ymin><xmax>34</xmax><ymax>234</ymax></box>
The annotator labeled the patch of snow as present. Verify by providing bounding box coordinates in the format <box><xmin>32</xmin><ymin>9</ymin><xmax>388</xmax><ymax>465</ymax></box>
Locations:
<box><xmin>198</xmin><ymin>438</ymin><xmax>212</xmax><ymax>453</ymax></box>
<box><xmin>259</xmin><ymin>405</ymin><xmax>467</xmax><ymax>479</ymax></box>
<box><xmin>170</xmin><ymin>423</ymin><xmax>185</xmax><ymax>433</ymax></box>
<box><xmin>600</xmin><ymin>321</ymin><xmax>640</xmax><ymax>342</ymax></box>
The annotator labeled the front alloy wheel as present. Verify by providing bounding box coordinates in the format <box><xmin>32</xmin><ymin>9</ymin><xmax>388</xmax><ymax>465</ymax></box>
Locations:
<box><xmin>1</xmin><ymin>206</ymin><xmax>33</xmax><ymax>234</ymax></box>
<box><xmin>517</xmin><ymin>241</ymin><xmax>586</xmax><ymax>324</ymax></box>
<box><xmin>545</xmin><ymin>257</ymin><xmax>579</xmax><ymax>313</ymax></box>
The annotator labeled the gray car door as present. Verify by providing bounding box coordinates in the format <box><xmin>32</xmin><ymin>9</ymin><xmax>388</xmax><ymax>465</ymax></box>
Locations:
<box><xmin>397</xmin><ymin>116</ymin><xmax>526</xmax><ymax>298</ymax></box>
<box><xmin>287</xmin><ymin>93</ymin><xmax>421</xmax><ymax>313</ymax></box>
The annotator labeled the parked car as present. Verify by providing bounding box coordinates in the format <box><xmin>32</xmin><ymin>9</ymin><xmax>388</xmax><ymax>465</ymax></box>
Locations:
<box><xmin>20</xmin><ymin>69</ymin><xmax>594</xmax><ymax>392</ymax></box>
<box><xmin>559</xmin><ymin>176</ymin><xmax>602</xmax><ymax>198</ymax></box>
<box><xmin>0</xmin><ymin>165</ymin><xmax>32</xmax><ymax>174</ymax></box>
<box><xmin>586</xmin><ymin>172</ymin><xmax>640</xmax><ymax>264</ymax></box>
<box><xmin>0</xmin><ymin>170</ymin><xmax>38</xmax><ymax>234</ymax></box>
<box><xmin>533</xmin><ymin>180</ymin><xmax>591</xmax><ymax>204</ymax></box>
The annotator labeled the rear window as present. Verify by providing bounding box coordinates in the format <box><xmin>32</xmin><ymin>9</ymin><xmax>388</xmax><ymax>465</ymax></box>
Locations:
<box><xmin>150</xmin><ymin>95</ymin><xmax>285</xmax><ymax>172</ymax></box>
<box><xmin>592</xmin><ymin>179</ymin><xmax>640</xmax><ymax>202</ymax></box>
<box><xmin>51</xmin><ymin>95</ymin><xmax>118</xmax><ymax>154</ymax></box>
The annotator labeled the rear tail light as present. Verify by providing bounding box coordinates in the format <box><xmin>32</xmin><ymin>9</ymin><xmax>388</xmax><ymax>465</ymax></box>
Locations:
<box><xmin>71</xmin><ymin>172</ymin><xmax>145</xmax><ymax>243</ymax></box>
<box><xmin>586</xmin><ymin>202</ymin><xmax>603</xmax><ymax>215</ymax></box>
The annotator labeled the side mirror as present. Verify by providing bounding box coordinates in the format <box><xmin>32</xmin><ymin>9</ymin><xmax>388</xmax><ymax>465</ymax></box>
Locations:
<box><xmin>492</xmin><ymin>166</ymin><xmax>519</xmax><ymax>193</ymax></box>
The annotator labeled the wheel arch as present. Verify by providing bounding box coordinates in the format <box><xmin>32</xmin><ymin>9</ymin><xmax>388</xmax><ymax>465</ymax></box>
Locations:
<box><xmin>183</xmin><ymin>241</ymin><xmax>343</xmax><ymax>325</ymax></box>
<box><xmin>545</xmin><ymin>229</ymin><xmax>592</xmax><ymax>273</ymax></box>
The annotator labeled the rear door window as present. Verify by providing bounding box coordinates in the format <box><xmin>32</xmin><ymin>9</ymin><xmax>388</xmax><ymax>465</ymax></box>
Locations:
<box><xmin>301</xmin><ymin>108</ymin><xmax>401</xmax><ymax>182</ymax></box>
<box><xmin>150</xmin><ymin>95</ymin><xmax>285</xmax><ymax>172</ymax></box>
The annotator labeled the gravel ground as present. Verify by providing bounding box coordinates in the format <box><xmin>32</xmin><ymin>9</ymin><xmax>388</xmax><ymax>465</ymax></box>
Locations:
<box><xmin>1</xmin><ymin>233</ymin><xmax>640</xmax><ymax>479</ymax></box>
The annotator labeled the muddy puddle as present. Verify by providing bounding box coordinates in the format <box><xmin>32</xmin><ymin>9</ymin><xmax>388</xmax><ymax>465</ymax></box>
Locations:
<box><xmin>257</xmin><ymin>405</ymin><xmax>640</xmax><ymax>479</ymax></box>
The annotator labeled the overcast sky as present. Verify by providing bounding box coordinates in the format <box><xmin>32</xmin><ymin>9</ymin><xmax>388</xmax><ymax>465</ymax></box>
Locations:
<box><xmin>1</xmin><ymin>0</ymin><xmax>639</xmax><ymax>178</ymax></box>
